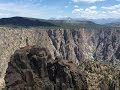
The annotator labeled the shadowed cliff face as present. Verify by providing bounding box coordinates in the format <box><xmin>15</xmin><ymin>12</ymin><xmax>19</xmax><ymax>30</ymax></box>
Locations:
<box><xmin>4</xmin><ymin>46</ymin><xmax>88</xmax><ymax>90</ymax></box>
<box><xmin>0</xmin><ymin>27</ymin><xmax>120</xmax><ymax>89</ymax></box>
<box><xmin>4</xmin><ymin>46</ymin><xmax>120</xmax><ymax>90</ymax></box>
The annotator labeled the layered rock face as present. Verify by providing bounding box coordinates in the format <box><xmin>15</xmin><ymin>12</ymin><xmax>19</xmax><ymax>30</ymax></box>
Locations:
<box><xmin>0</xmin><ymin>27</ymin><xmax>120</xmax><ymax>89</ymax></box>
<box><xmin>4</xmin><ymin>46</ymin><xmax>120</xmax><ymax>90</ymax></box>
<box><xmin>4</xmin><ymin>46</ymin><xmax>87</xmax><ymax>90</ymax></box>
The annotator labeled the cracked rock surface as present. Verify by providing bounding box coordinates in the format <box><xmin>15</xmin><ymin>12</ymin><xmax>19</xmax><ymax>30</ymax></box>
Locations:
<box><xmin>0</xmin><ymin>27</ymin><xmax>120</xmax><ymax>89</ymax></box>
<box><xmin>4</xmin><ymin>46</ymin><xmax>88</xmax><ymax>90</ymax></box>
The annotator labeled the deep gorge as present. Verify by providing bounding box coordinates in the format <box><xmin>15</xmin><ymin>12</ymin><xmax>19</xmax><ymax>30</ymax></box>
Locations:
<box><xmin>0</xmin><ymin>27</ymin><xmax>120</xmax><ymax>90</ymax></box>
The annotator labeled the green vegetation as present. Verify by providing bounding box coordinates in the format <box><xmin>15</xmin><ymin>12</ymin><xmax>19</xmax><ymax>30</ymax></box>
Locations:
<box><xmin>79</xmin><ymin>59</ymin><xmax>120</xmax><ymax>90</ymax></box>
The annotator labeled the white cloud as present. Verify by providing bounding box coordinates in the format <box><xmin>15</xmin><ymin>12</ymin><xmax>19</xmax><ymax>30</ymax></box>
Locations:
<box><xmin>72</xmin><ymin>0</ymin><xmax>105</xmax><ymax>3</ymax></box>
<box><xmin>89</xmin><ymin>6</ymin><xmax>97</xmax><ymax>9</ymax></box>
<box><xmin>101</xmin><ymin>4</ymin><xmax>120</xmax><ymax>10</ymax></box>
<box><xmin>74</xmin><ymin>5</ymin><xmax>79</xmax><ymax>8</ymax></box>
<box><xmin>72</xmin><ymin>8</ymin><xmax>83</xmax><ymax>14</ymax></box>
<box><xmin>72</xmin><ymin>5</ymin><xmax>120</xmax><ymax>19</ymax></box>
<box><xmin>72</xmin><ymin>6</ymin><xmax>97</xmax><ymax>16</ymax></box>
<box><xmin>99</xmin><ymin>4</ymin><xmax>120</xmax><ymax>18</ymax></box>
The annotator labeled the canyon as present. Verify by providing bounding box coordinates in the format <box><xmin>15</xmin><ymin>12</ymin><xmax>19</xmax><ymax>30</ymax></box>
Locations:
<box><xmin>0</xmin><ymin>26</ymin><xmax>120</xmax><ymax>90</ymax></box>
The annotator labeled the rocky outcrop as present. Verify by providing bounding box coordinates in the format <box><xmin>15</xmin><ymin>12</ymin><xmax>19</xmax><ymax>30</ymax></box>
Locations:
<box><xmin>4</xmin><ymin>45</ymin><xmax>120</xmax><ymax>90</ymax></box>
<box><xmin>0</xmin><ymin>27</ymin><xmax>120</xmax><ymax>89</ymax></box>
<box><xmin>4</xmin><ymin>46</ymin><xmax>88</xmax><ymax>90</ymax></box>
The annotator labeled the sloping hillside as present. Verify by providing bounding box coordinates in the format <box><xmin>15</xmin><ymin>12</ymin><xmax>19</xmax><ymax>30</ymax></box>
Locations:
<box><xmin>0</xmin><ymin>17</ymin><xmax>103</xmax><ymax>29</ymax></box>
<box><xmin>0</xmin><ymin>17</ymin><xmax>56</xmax><ymax>27</ymax></box>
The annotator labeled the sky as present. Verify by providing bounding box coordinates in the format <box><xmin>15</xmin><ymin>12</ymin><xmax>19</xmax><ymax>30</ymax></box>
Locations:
<box><xmin>0</xmin><ymin>0</ymin><xmax>120</xmax><ymax>19</ymax></box>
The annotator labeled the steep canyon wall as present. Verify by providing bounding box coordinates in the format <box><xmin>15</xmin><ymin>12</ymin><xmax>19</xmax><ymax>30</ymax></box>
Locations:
<box><xmin>0</xmin><ymin>27</ymin><xmax>120</xmax><ymax>89</ymax></box>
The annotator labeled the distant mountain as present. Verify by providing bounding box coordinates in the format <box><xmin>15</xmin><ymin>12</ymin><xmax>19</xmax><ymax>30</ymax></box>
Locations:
<box><xmin>49</xmin><ymin>17</ymin><xmax>120</xmax><ymax>24</ymax></box>
<box><xmin>47</xmin><ymin>19</ymin><xmax>101</xmax><ymax>29</ymax></box>
<box><xmin>105</xmin><ymin>22</ymin><xmax>120</xmax><ymax>27</ymax></box>
<box><xmin>0</xmin><ymin>17</ymin><xmax>100</xmax><ymax>29</ymax></box>
<box><xmin>50</xmin><ymin>20</ymin><xmax>96</xmax><ymax>24</ymax></box>
<box><xmin>90</xmin><ymin>18</ymin><xmax>120</xmax><ymax>24</ymax></box>
<box><xmin>0</xmin><ymin>17</ymin><xmax>56</xmax><ymax>27</ymax></box>
<box><xmin>49</xmin><ymin>17</ymin><xmax>89</xmax><ymax>22</ymax></box>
